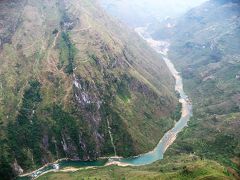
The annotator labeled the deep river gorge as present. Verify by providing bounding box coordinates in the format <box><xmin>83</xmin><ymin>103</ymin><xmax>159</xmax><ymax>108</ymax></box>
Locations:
<box><xmin>19</xmin><ymin>27</ymin><xmax>192</xmax><ymax>180</ymax></box>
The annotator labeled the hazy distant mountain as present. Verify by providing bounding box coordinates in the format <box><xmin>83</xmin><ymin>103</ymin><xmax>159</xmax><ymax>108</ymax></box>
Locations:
<box><xmin>100</xmin><ymin>0</ymin><xmax>207</xmax><ymax>27</ymax></box>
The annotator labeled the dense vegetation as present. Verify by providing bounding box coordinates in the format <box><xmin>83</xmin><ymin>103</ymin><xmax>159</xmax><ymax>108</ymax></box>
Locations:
<box><xmin>38</xmin><ymin>154</ymin><xmax>233</xmax><ymax>180</ymax></box>
<box><xmin>0</xmin><ymin>0</ymin><xmax>177</xmax><ymax>179</ymax></box>
<box><xmin>151</xmin><ymin>0</ymin><xmax>240</xmax><ymax>177</ymax></box>
<box><xmin>59</xmin><ymin>32</ymin><xmax>76</xmax><ymax>74</ymax></box>
<box><xmin>7</xmin><ymin>80</ymin><xmax>43</xmax><ymax>169</ymax></box>
<box><xmin>29</xmin><ymin>0</ymin><xmax>240</xmax><ymax>179</ymax></box>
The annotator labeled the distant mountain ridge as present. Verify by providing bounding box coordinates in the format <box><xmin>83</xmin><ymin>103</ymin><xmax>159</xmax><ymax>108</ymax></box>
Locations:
<box><xmin>152</xmin><ymin>0</ymin><xmax>240</xmax><ymax>177</ymax></box>
<box><xmin>99</xmin><ymin>0</ymin><xmax>207</xmax><ymax>27</ymax></box>
<box><xmin>23</xmin><ymin>0</ymin><xmax>240</xmax><ymax>179</ymax></box>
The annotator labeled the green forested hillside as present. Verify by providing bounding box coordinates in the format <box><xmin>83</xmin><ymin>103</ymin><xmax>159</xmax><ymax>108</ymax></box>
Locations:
<box><xmin>35</xmin><ymin>0</ymin><xmax>240</xmax><ymax>179</ymax></box>
<box><xmin>0</xmin><ymin>0</ymin><xmax>178</xmax><ymax>179</ymax></box>
<box><xmin>1</xmin><ymin>0</ymin><xmax>239</xmax><ymax>179</ymax></box>
<box><xmin>152</xmin><ymin>0</ymin><xmax>240</xmax><ymax>178</ymax></box>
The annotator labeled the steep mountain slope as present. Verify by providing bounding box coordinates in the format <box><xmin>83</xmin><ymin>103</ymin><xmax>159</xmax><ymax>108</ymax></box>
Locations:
<box><xmin>0</xmin><ymin>0</ymin><xmax>178</xmax><ymax>179</ymax></box>
<box><xmin>152</xmin><ymin>0</ymin><xmax>240</xmax><ymax>177</ymax></box>
<box><xmin>20</xmin><ymin>0</ymin><xmax>239</xmax><ymax>179</ymax></box>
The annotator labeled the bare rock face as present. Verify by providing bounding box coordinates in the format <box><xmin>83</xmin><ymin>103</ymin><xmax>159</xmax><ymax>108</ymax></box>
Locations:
<box><xmin>61</xmin><ymin>131</ymin><xmax>79</xmax><ymax>159</ymax></box>
<box><xmin>12</xmin><ymin>160</ymin><xmax>23</xmax><ymax>176</ymax></box>
<box><xmin>236</xmin><ymin>73</ymin><xmax>240</xmax><ymax>80</ymax></box>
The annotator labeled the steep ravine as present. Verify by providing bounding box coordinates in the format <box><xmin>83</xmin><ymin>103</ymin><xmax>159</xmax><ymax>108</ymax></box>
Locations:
<box><xmin>18</xmin><ymin>28</ymin><xmax>192</xmax><ymax>179</ymax></box>
<box><xmin>0</xmin><ymin>0</ymin><xmax>178</xmax><ymax>179</ymax></box>
<box><xmin>150</xmin><ymin>0</ymin><xmax>240</xmax><ymax>177</ymax></box>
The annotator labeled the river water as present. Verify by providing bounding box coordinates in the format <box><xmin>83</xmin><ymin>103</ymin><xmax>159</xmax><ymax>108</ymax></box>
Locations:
<box><xmin>18</xmin><ymin>28</ymin><xmax>192</xmax><ymax>179</ymax></box>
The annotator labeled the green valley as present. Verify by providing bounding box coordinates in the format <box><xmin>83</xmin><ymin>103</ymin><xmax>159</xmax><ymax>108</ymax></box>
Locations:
<box><xmin>0</xmin><ymin>0</ymin><xmax>239</xmax><ymax>179</ymax></box>
<box><xmin>39</xmin><ymin>155</ymin><xmax>232</xmax><ymax>180</ymax></box>
<box><xmin>0</xmin><ymin>0</ymin><xmax>178</xmax><ymax>179</ymax></box>
<box><xmin>151</xmin><ymin>0</ymin><xmax>240</xmax><ymax>178</ymax></box>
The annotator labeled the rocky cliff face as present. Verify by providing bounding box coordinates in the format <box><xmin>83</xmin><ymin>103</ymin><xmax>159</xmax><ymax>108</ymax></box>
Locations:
<box><xmin>0</xmin><ymin>0</ymin><xmax>177</xmax><ymax>179</ymax></box>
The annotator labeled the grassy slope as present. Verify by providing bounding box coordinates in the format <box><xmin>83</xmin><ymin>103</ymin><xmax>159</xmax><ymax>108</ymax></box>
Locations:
<box><xmin>38</xmin><ymin>154</ymin><xmax>232</xmax><ymax>180</ymax></box>
<box><xmin>156</xmin><ymin>0</ymin><xmax>240</xmax><ymax>177</ymax></box>
<box><xmin>0</xmin><ymin>0</ymin><xmax>178</xmax><ymax>178</ymax></box>
<box><xmin>25</xmin><ymin>1</ymin><xmax>240</xmax><ymax>180</ymax></box>
<box><xmin>65</xmin><ymin>0</ymin><xmax>178</xmax><ymax>154</ymax></box>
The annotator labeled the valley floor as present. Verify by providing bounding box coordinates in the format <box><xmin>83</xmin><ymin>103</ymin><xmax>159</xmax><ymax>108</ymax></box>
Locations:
<box><xmin>37</xmin><ymin>155</ymin><xmax>233</xmax><ymax>180</ymax></box>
